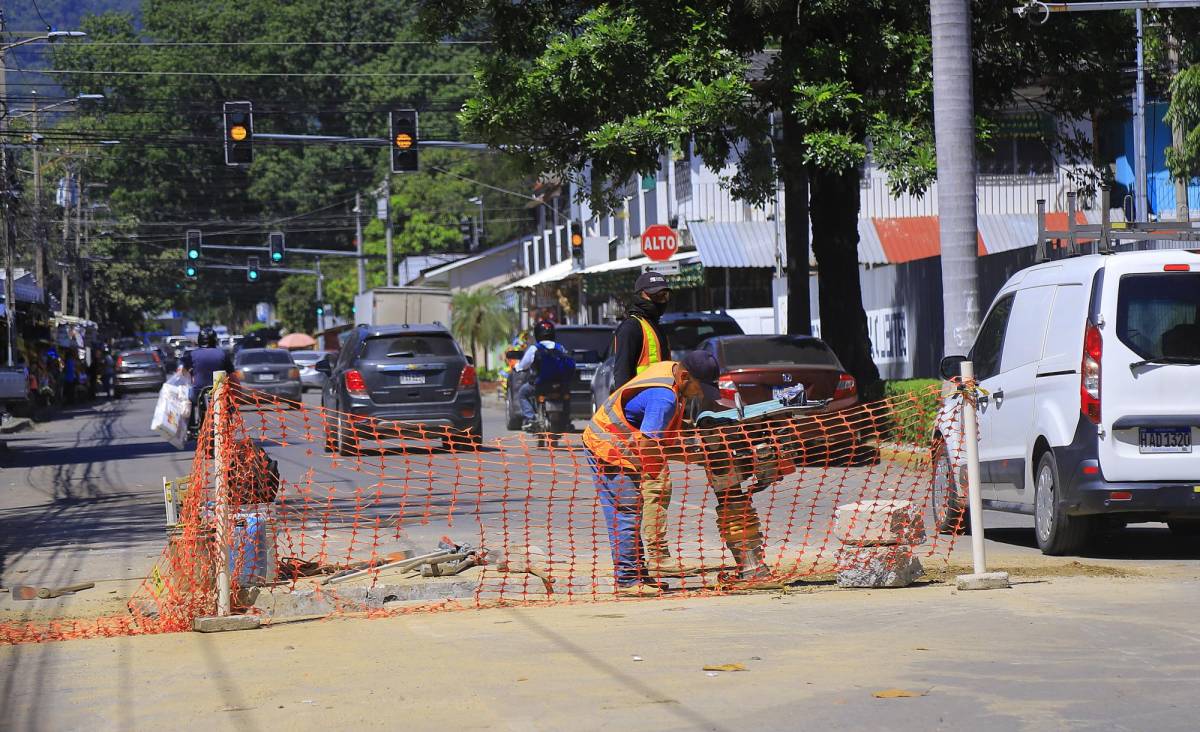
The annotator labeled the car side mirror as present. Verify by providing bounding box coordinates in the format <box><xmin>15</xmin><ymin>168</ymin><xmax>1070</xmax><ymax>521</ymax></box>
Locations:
<box><xmin>315</xmin><ymin>357</ymin><xmax>332</xmax><ymax>375</ymax></box>
<box><xmin>939</xmin><ymin>355</ymin><xmax>968</xmax><ymax>381</ymax></box>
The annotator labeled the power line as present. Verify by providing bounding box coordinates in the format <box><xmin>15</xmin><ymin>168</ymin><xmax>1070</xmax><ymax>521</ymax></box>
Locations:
<box><xmin>13</xmin><ymin>39</ymin><xmax>490</xmax><ymax>47</ymax></box>
<box><xmin>22</xmin><ymin>68</ymin><xmax>476</xmax><ymax>78</ymax></box>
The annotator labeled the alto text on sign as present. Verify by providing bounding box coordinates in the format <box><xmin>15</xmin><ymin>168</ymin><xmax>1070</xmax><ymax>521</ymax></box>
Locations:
<box><xmin>640</xmin><ymin>224</ymin><xmax>679</xmax><ymax>262</ymax></box>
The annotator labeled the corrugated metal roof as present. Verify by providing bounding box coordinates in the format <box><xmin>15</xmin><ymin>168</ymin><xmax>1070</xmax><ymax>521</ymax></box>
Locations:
<box><xmin>857</xmin><ymin>219</ymin><xmax>888</xmax><ymax>265</ymax></box>
<box><xmin>868</xmin><ymin>216</ymin><xmax>985</xmax><ymax>264</ymax></box>
<box><xmin>499</xmin><ymin>259</ymin><xmax>575</xmax><ymax>291</ymax></box>
<box><xmin>688</xmin><ymin>222</ymin><xmax>777</xmax><ymax>268</ymax></box>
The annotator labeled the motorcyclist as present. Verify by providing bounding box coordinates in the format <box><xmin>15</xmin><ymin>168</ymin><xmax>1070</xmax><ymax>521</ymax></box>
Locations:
<box><xmin>181</xmin><ymin>327</ymin><xmax>233</xmax><ymax>432</ymax></box>
<box><xmin>515</xmin><ymin>320</ymin><xmax>572</xmax><ymax>432</ymax></box>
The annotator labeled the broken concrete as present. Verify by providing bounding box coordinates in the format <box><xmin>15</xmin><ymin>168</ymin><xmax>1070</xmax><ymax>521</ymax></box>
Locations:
<box><xmin>252</xmin><ymin>574</ymin><xmax>479</xmax><ymax>619</ymax></box>
<box><xmin>834</xmin><ymin>499</ymin><xmax>926</xmax><ymax>546</ymax></box>
<box><xmin>193</xmin><ymin>615</ymin><xmax>261</xmax><ymax>633</ymax></box>
<box><xmin>835</xmin><ymin>545</ymin><xmax>924</xmax><ymax>588</ymax></box>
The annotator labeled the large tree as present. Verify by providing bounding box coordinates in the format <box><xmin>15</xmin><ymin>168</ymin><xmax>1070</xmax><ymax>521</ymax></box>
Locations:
<box><xmin>416</xmin><ymin>1</ymin><xmax>1130</xmax><ymax>397</ymax></box>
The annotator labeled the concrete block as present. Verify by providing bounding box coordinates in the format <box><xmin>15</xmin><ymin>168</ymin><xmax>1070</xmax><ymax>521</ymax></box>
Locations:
<box><xmin>835</xmin><ymin>545</ymin><xmax>924</xmax><ymax>588</ymax></box>
<box><xmin>955</xmin><ymin>572</ymin><xmax>1011</xmax><ymax>591</ymax></box>
<box><xmin>252</xmin><ymin>576</ymin><xmax>479</xmax><ymax>619</ymax></box>
<box><xmin>193</xmin><ymin>615</ymin><xmax>262</xmax><ymax>633</ymax></box>
<box><xmin>835</xmin><ymin>499</ymin><xmax>926</xmax><ymax>546</ymax></box>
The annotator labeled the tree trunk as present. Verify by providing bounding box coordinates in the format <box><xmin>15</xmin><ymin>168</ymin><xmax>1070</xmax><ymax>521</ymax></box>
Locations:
<box><xmin>779</xmin><ymin>2</ymin><xmax>811</xmax><ymax>336</ymax></box>
<box><xmin>809</xmin><ymin>167</ymin><xmax>882</xmax><ymax>400</ymax></box>
<box><xmin>931</xmin><ymin>0</ymin><xmax>981</xmax><ymax>355</ymax></box>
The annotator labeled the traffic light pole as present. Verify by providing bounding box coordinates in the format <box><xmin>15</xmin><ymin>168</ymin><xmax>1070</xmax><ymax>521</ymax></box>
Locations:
<box><xmin>355</xmin><ymin>192</ymin><xmax>366</xmax><ymax>294</ymax></box>
<box><xmin>315</xmin><ymin>257</ymin><xmax>324</xmax><ymax>330</ymax></box>
<box><xmin>383</xmin><ymin>178</ymin><xmax>395</xmax><ymax>287</ymax></box>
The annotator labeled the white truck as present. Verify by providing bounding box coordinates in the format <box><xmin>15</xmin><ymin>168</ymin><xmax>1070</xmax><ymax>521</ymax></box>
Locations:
<box><xmin>353</xmin><ymin>287</ymin><xmax>452</xmax><ymax>328</ymax></box>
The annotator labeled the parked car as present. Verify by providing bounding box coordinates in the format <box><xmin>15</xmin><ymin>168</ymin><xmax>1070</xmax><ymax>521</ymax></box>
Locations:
<box><xmin>318</xmin><ymin>324</ymin><xmax>481</xmax><ymax>453</ymax></box>
<box><xmin>504</xmin><ymin>324</ymin><xmax>614</xmax><ymax>429</ymax></box>
<box><xmin>590</xmin><ymin>311</ymin><xmax>744</xmax><ymax>411</ymax></box>
<box><xmin>150</xmin><ymin>344</ymin><xmax>176</xmax><ymax>373</ymax></box>
<box><xmin>231</xmin><ymin>348</ymin><xmax>302</xmax><ymax>405</ymax></box>
<box><xmin>292</xmin><ymin>350</ymin><xmax>333</xmax><ymax>391</ymax></box>
<box><xmin>113</xmin><ymin>350</ymin><xmax>166</xmax><ymax>396</ymax></box>
<box><xmin>934</xmin><ymin>250</ymin><xmax>1200</xmax><ymax>555</ymax></box>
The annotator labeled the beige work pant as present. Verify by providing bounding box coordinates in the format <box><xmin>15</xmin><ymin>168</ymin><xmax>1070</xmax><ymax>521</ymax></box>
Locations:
<box><xmin>640</xmin><ymin>467</ymin><xmax>672</xmax><ymax>559</ymax></box>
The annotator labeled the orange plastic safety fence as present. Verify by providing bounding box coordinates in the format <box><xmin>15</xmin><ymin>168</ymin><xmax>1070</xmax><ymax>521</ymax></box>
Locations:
<box><xmin>2</xmin><ymin>381</ymin><xmax>970</xmax><ymax>645</ymax></box>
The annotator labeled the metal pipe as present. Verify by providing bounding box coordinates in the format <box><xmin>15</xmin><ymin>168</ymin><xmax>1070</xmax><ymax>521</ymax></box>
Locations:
<box><xmin>1134</xmin><ymin>8</ymin><xmax>1148</xmax><ymax>222</ymax></box>
<box><xmin>960</xmin><ymin>360</ymin><xmax>987</xmax><ymax>576</ymax></box>
<box><xmin>212</xmin><ymin>370</ymin><xmax>231</xmax><ymax>616</ymax></box>
<box><xmin>355</xmin><ymin>192</ymin><xmax>366</xmax><ymax>294</ymax></box>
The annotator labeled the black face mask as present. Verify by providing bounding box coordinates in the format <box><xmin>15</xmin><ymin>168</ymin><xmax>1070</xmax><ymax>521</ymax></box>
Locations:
<box><xmin>630</xmin><ymin>296</ymin><xmax>667</xmax><ymax>320</ymax></box>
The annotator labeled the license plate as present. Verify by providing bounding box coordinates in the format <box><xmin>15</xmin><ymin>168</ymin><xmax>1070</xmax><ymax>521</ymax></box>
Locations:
<box><xmin>258</xmin><ymin>373</ymin><xmax>276</xmax><ymax>382</ymax></box>
<box><xmin>579</xmin><ymin>372</ymin><xmax>594</xmax><ymax>382</ymax></box>
<box><xmin>399</xmin><ymin>374</ymin><xmax>425</xmax><ymax>385</ymax></box>
<box><xmin>772</xmin><ymin>385</ymin><xmax>805</xmax><ymax>402</ymax></box>
<box><xmin>1139</xmin><ymin>427</ymin><xmax>1192</xmax><ymax>454</ymax></box>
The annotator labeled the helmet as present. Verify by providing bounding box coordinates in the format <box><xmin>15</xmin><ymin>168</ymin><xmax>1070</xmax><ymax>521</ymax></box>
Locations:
<box><xmin>534</xmin><ymin>320</ymin><xmax>556</xmax><ymax>342</ymax></box>
<box><xmin>198</xmin><ymin>327</ymin><xmax>219</xmax><ymax>348</ymax></box>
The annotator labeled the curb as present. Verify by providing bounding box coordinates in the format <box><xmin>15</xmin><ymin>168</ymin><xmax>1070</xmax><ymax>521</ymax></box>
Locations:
<box><xmin>0</xmin><ymin>417</ymin><xmax>33</xmax><ymax>434</ymax></box>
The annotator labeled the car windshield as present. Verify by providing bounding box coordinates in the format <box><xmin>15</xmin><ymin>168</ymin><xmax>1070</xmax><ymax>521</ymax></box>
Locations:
<box><xmin>290</xmin><ymin>351</ymin><xmax>323</xmax><ymax>363</ymax></box>
<box><xmin>236</xmin><ymin>350</ymin><xmax>294</xmax><ymax>365</ymax></box>
<box><xmin>556</xmin><ymin>329</ymin><xmax>612</xmax><ymax>360</ymax></box>
<box><xmin>717</xmin><ymin>336</ymin><xmax>841</xmax><ymax>368</ymax></box>
<box><xmin>1117</xmin><ymin>272</ymin><xmax>1200</xmax><ymax>360</ymax></box>
<box><xmin>666</xmin><ymin>320</ymin><xmax>743</xmax><ymax>351</ymax></box>
<box><xmin>362</xmin><ymin>335</ymin><xmax>458</xmax><ymax>358</ymax></box>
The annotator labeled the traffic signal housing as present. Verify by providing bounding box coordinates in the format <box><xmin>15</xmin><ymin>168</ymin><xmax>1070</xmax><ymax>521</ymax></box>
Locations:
<box><xmin>186</xmin><ymin>229</ymin><xmax>202</xmax><ymax>261</ymax></box>
<box><xmin>224</xmin><ymin>101</ymin><xmax>254</xmax><ymax>166</ymax></box>
<box><xmin>247</xmin><ymin>256</ymin><xmax>260</xmax><ymax>282</ymax></box>
<box><xmin>268</xmin><ymin>231</ymin><xmax>285</xmax><ymax>265</ymax></box>
<box><xmin>389</xmin><ymin>110</ymin><xmax>419</xmax><ymax>173</ymax></box>
<box><xmin>459</xmin><ymin>216</ymin><xmax>474</xmax><ymax>251</ymax></box>
<box><xmin>185</xmin><ymin>261</ymin><xmax>198</xmax><ymax>279</ymax></box>
<box><xmin>570</xmin><ymin>225</ymin><xmax>584</xmax><ymax>262</ymax></box>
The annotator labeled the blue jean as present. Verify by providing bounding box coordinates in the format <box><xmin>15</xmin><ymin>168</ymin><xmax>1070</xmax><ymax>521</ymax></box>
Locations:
<box><xmin>518</xmin><ymin>382</ymin><xmax>537</xmax><ymax>420</ymax></box>
<box><xmin>590</xmin><ymin>457</ymin><xmax>645</xmax><ymax>586</ymax></box>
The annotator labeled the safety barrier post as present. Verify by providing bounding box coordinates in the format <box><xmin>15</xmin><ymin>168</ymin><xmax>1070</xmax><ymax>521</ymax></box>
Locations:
<box><xmin>956</xmin><ymin>361</ymin><xmax>1010</xmax><ymax>591</ymax></box>
<box><xmin>213</xmin><ymin>370</ymin><xmax>231</xmax><ymax>616</ymax></box>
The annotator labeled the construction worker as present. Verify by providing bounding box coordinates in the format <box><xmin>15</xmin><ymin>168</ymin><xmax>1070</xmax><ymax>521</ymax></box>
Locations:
<box><xmin>609</xmin><ymin>271</ymin><xmax>688</xmax><ymax>575</ymax></box>
<box><xmin>701</xmin><ymin>439</ymin><xmax>783</xmax><ymax>588</ymax></box>
<box><xmin>583</xmin><ymin>351</ymin><xmax>720</xmax><ymax>596</ymax></box>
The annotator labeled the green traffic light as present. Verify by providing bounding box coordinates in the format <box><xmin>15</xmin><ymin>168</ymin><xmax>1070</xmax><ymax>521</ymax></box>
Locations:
<box><xmin>271</xmin><ymin>252</ymin><xmax>283</xmax><ymax>262</ymax></box>
<box><xmin>249</xmin><ymin>271</ymin><xmax>258</xmax><ymax>280</ymax></box>
<box><xmin>188</xmin><ymin>249</ymin><xmax>200</xmax><ymax>259</ymax></box>
<box><xmin>186</xmin><ymin>266</ymin><xmax>197</xmax><ymax>276</ymax></box>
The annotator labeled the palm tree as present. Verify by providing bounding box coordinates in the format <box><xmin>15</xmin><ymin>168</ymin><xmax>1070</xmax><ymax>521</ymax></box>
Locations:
<box><xmin>450</xmin><ymin>286</ymin><xmax>516</xmax><ymax>371</ymax></box>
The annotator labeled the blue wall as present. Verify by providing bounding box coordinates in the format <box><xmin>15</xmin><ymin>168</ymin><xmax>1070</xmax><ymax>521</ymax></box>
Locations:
<box><xmin>1113</xmin><ymin>101</ymin><xmax>1200</xmax><ymax>216</ymax></box>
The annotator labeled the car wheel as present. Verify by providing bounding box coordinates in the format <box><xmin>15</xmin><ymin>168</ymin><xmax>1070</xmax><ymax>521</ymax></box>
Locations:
<box><xmin>506</xmin><ymin>408</ymin><xmax>522</xmax><ymax>431</ymax></box>
<box><xmin>930</xmin><ymin>436</ymin><xmax>968</xmax><ymax>535</ymax></box>
<box><xmin>1034</xmin><ymin>450</ymin><xmax>1093</xmax><ymax>555</ymax></box>
<box><xmin>1167</xmin><ymin>520</ymin><xmax>1200</xmax><ymax>537</ymax></box>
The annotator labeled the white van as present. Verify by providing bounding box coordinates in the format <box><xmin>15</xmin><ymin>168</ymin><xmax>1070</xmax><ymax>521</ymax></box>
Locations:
<box><xmin>935</xmin><ymin>250</ymin><xmax>1200</xmax><ymax>554</ymax></box>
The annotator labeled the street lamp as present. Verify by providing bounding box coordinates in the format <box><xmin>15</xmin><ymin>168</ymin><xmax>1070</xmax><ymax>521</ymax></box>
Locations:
<box><xmin>468</xmin><ymin>196</ymin><xmax>484</xmax><ymax>249</ymax></box>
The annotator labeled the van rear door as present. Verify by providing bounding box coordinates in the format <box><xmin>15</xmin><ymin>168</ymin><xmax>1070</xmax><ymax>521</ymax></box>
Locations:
<box><xmin>1098</xmin><ymin>258</ymin><xmax>1200</xmax><ymax>482</ymax></box>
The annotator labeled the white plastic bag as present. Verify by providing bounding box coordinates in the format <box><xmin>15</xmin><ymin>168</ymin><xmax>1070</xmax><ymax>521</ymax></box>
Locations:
<box><xmin>151</xmin><ymin>382</ymin><xmax>192</xmax><ymax>449</ymax></box>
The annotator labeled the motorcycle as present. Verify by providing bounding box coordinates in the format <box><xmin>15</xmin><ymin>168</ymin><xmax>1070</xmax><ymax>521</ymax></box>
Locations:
<box><xmin>529</xmin><ymin>380</ymin><xmax>572</xmax><ymax>447</ymax></box>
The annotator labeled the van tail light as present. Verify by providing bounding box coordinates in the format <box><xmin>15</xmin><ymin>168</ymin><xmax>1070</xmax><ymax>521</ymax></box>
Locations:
<box><xmin>1163</xmin><ymin>264</ymin><xmax>1190</xmax><ymax>271</ymax></box>
<box><xmin>1081</xmin><ymin>322</ymin><xmax>1102</xmax><ymax>424</ymax></box>
<box><xmin>718</xmin><ymin>375</ymin><xmax>737</xmax><ymax>401</ymax></box>
<box><xmin>834</xmin><ymin>372</ymin><xmax>857</xmax><ymax>400</ymax></box>
<box><xmin>458</xmin><ymin>364</ymin><xmax>478</xmax><ymax>390</ymax></box>
<box><xmin>345</xmin><ymin>369</ymin><xmax>369</xmax><ymax>397</ymax></box>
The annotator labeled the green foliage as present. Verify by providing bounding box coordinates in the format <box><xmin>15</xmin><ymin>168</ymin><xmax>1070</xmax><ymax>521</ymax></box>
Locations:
<box><xmin>450</xmin><ymin>286</ymin><xmax>515</xmax><ymax>370</ymax></box>
<box><xmin>885</xmin><ymin>379</ymin><xmax>943</xmax><ymax>445</ymax></box>
<box><xmin>275</xmin><ymin>275</ymin><xmax>318</xmax><ymax>334</ymax></box>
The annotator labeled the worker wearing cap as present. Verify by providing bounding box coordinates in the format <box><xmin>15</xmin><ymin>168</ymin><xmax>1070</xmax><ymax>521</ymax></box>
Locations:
<box><xmin>583</xmin><ymin>351</ymin><xmax>721</xmax><ymax>596</ymax></box>
<box><xmin>609</xmin><ymin>272</ymin><xmax>692</xmax><ymax>576</ymax></box>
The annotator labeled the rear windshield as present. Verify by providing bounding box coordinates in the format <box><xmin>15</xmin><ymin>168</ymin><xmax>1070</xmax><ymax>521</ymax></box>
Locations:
<box><xmin>556</xmin><ymin>329</ymin><xmax>612</xmax><ymax>360</ymax></box>
<box><xmin>236</xmin><ymin>350</ymin><xmax>294</xmax><ymax>365</ymax></box>
<box><xmin>1116</xmin><ymin>273</ymin><xmax>1200</xmax><ymax>360</ymax></box>
<box><xmin>362</xmin><ymin>334</ymin><xmax>459</xmax><ymax>359</ymax></box>
<box><xmin>122</xmin><ymin>351</ymin><xmax>157</xmax><ymax>364</ymax></box>
<box><xmin>290</xmin><ymin>351</ymin><xmax>323</xmax><ymax>363</ymax></box>
<box><xmin>666</xmin><ymin>320</ymin><xmax>743</xmax><ymax>351</ymax></box>
<box><xmin>717</xmin><ymin>336</ymin><xmax>841</xmax><ymax>368</ymax></box>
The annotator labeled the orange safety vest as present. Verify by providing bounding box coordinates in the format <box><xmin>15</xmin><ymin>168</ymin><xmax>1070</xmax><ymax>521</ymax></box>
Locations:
<box><xmin>583</xmin><ymin>361</ymin><xmax>684</xmax><ymax>474</ymax></box>
<box><xmin>633</xmin><ymin>316</ymin><xmax>665</xmax><ymax>375</ymax></box>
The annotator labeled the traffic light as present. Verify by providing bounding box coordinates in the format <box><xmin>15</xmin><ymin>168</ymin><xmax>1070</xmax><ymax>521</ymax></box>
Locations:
<box><xmin>459</xmin><ymin>216</ymin><xmax>474</xmax><ymax>251</ymax></box>
<box><xmin>570</xmin><ymin>225</ymin><xmax>584</xmax><ymax>262</ymax></box>
<box><xmin>185</xmin><ymin>229</ymin><xmax>202</xmax><ymax>261</ymax></box>
<box><xmin>389</xmin><ymin>110</ymin><xmax>419</xmax><ymax>173</ymax></box>
<box><xmin>224</xmin><ymin>101</ymin><xmax>254</xmax><ymax>166</ymax></box>
<box><xmin>316</xmin><ymin>303</ymin><xmax>325</xmax><ymax>318</ymax></box>
<box><xmin>247</xmin><ymin>256</ymin><xmax>260</xmax><ymax>282</ymax></box>
<box><xmin>185</xmin><ymin>261</ymin><xmax>198</xmax><ymax>279</ymax></box>
<box><xmin>268</xmin><ymin>231</ymin><xmax>285</xmax><ymax>265</ymax></box>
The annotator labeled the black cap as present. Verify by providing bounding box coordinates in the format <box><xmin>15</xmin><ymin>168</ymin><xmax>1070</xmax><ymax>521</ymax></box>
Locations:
<box><xmin>634</xmin><ymin>271</ymin><xmax>671</xmax><ymax>294</ymax></box>
<box><xmin>679</xmin><ymin>350</ymin><xmax>721</xmax><ymax>403</ymax></box>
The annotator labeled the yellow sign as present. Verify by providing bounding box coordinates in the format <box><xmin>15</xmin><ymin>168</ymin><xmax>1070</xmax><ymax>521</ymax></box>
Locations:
<box><xmin>394</xmin><ymin>132</ymin><xmax>414</xmax><ymax>150</ymax></box>
<box><xmin>230</xmin><ymin>124</ymin><xmax>248</xmax><ymax>142</ymax></box>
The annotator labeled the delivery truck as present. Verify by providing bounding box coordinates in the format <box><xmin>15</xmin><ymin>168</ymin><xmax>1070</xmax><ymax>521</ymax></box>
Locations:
<box><xmin>353</xmin><ymin>287</ymin><xmax>452</xmax><ymax>327</ymax></box>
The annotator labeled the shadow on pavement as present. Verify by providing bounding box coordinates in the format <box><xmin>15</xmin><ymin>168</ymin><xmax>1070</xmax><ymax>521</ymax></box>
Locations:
<box><xmin>984</xmin><ymin>525</ymin><xmax>1200</xmax><ymax>561</ymax></box>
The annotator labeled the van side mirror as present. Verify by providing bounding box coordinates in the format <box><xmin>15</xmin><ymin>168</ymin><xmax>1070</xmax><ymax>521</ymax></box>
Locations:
<box><xmin>939</xmin><ymin>355</ymin><xmax>967</xmax><ymax>381</ymax></box>
<box><xmin>465</xmin><ymin>355</ymin><xmax>475</xmax><ymax>365</ymax></box>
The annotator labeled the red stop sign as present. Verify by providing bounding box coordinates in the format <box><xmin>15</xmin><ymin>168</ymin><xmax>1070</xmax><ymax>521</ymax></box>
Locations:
<box><xmin>640</xmin><ymin>224</ymin><xmax>678</xmax><ymax>262</ymax></box>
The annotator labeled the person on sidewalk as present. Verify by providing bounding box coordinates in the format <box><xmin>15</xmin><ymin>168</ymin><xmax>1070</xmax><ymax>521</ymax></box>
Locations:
<box><xmin>583</xmin><ymin>351</ymin><xmax>721</xmax><ymax>596</ymax></box>
<box><xmin>609</xmin><ymin>271</ymin><xmax>692</xmax><ymax>575</ymax></box>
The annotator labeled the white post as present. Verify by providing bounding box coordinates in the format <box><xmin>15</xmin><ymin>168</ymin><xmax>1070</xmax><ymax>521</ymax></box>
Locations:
<box><xmin>956</xmin><ymin>360</ymin><xmax>1009</xmax><ymax>590</ymax></box>
<box><xmin>212</xmin><ymin>370</ymin><xmax>231</xmax><ymax>616</ymax></box>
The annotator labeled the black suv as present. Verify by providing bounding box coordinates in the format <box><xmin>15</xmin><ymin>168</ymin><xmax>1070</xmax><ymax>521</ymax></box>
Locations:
<box><xmin>504</xmin><ymin>324</ymin><xmax>614</xmax><ymax>429</ymax></box>
<box><xmin>318</xmin><ymin>324</ymin><xmax>481</xmax><ymax>453</ymax></box>
<box><xmin>589</xmin><ymin>311</ymin><xmax>744</xmax><ymax>411</ymax></box>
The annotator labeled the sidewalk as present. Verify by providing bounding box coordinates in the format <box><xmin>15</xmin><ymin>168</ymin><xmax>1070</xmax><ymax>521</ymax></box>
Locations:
<box><xmin>3</xmin><ymin>569</ymin><xmax>1197</xmax><ymax>731</ymax></box>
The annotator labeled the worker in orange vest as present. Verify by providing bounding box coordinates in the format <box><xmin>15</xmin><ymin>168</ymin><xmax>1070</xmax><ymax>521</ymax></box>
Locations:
<box><xmin>583</xmin><ymin>352</ymin><xmax>721</xmax><ymax>596</ymax></box>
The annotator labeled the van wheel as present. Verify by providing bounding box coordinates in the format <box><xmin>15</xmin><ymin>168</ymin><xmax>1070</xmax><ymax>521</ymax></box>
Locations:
<box><xmin>1034</xmin><ymin>451</ymin><xmax>1093</xmax><ymax>555</ymax></box>
<box><xmin>1167</xmin><ymin>520</ymin><xmax>1200</xmax><ymax>537</ymax></box>
<box><xmin>930</xmin><ymin>437</ymin><xmax>967</xmax><ymax>535</ymax></box>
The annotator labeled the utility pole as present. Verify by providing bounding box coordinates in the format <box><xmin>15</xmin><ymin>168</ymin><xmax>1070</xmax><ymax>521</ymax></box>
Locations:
<box><xmin>0</xmin><ymin>17</ymin><xmax>15</xmax><ymax>367</ymax></box>
<box><xmin>1134</xmin><ymin>8</ymin><xmax>1149</xmax><ymax>222</ymax></box>
<box><xmin>60</xmin><ymin>168</ymin><xmax>71</xmax><ymax>311</ymax></box>
<box><xmin>31</xmin><ymin>91</ymin><xmax>48</xmax><ymax>307</ymax></box>
<box><xmin>1169</xmin><ymin>33</ymin><xmax>1190</xmax><ymax>222</ymax></box>
<box><xmin>315</xmin><ymin>256</ymin><xmax>324</xmax><ymax>330</ymax></box>
<box><xmin>354</xmin><ymin>192</ymin><xmax>366</xmax><ymax>293</ymax></box>
<box><xmin>932</xmin><ymin>0</ymin><xmax>982</xmax><ymax>354</ymax></box>
<box><xmin>383</xmin><ymin>178</ymin><xmax>395</xmax><ymax>287</ymax></box>
<box><xmin>73</xmin><ymin>165</ymin><xmax>84</xmax><ymax>317</ymax></box>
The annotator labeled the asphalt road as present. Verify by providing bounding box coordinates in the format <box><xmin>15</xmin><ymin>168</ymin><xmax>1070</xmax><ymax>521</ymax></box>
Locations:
<box><xmin>2</xmin><ymin>387</ymin><xmax>1198</xmax><ymax>605</ymax></box>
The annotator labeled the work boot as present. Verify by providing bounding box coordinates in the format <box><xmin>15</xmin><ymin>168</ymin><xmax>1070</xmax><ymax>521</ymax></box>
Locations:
<box><xmin>521</xmin><ymin>420</ymin><xmax>536</xmax><ymax>433</ymax></box>
<box><xmin>615</xmin><ymin>579</ymin><xmax>669</xmax><ymax>597</ymax></box>
<box><xmin>726</xmin><ymin>542</ymin><xmax>786</xmax><ymax>590</ymax></box>
<box><xmin>646</xmin><ymin>553</ymin><xmax>706</xmax><ymax>577</ymax></box>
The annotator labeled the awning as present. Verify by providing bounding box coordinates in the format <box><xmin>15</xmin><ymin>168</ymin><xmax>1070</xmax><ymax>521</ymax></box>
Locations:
<box><xmin>500</xmin><ymin>258</ymin><xmax>576</xmax><ymax>291</ymax></box>
<box><xmin>687</xmin><ymin>222</ymin><xmax>777</xmax><ymax>268</ymax></box>
<box><xmin>857</xmin><ymin>211</ymin><xmax>1095</xmax><ymax>266</ymax></box>
<box><xmin>579</xmin><ymin>250</ymin><xmax>700</xmax><ymax>275</ymax></box>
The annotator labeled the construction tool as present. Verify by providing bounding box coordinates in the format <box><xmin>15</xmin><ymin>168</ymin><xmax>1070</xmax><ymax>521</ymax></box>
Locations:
<box><xmin>10</xmin><ymin>582</ymin><xmax>95</xmax><ymax>601</ymax></box>
<box><xmin>322</xmin><ymin>549</ymin><xmax>453</xmax><ymax>586</ymax></box>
